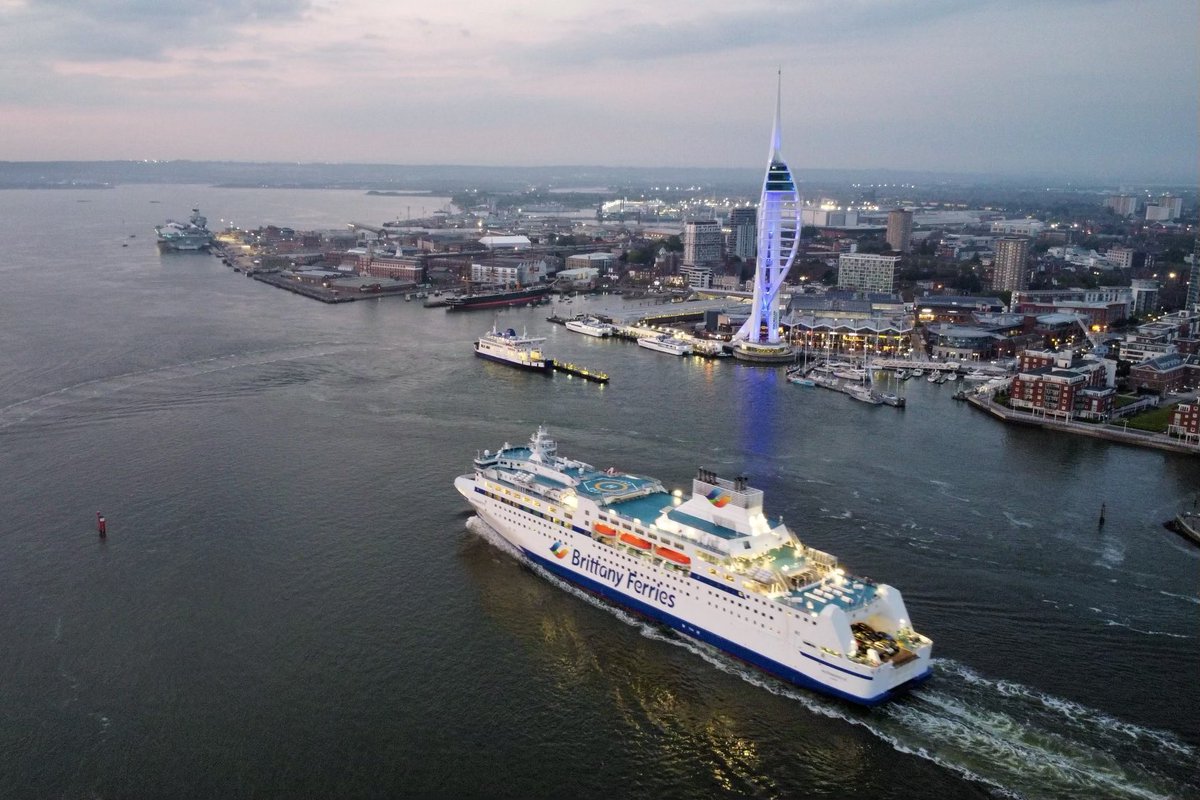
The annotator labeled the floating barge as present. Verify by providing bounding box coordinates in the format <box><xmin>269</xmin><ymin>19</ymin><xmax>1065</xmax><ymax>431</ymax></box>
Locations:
<box><xmin>552</xmin><ymin>361</ymin><xmax>609</xmax><ymax>384</ymax></box>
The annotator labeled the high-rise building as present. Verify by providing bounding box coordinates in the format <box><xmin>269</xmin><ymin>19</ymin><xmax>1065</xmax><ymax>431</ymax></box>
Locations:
<box><xmin>886</xmin><ymin>208</ymin><xmax>913</xmax><ymax>253</ymax></box>
<box><xmin>679</xmin><ymin>264</ymin><xmax>713</xmax><ymax>289</ymax></box>
<box><xmin>732</xmin><ymin>74</ymin><xmax>800</xmax><ymax>363</ymax></box>
<box><xmin>728</xmin><ymin>207</ymin><xmax>757</xmax><ymax>259</ymax></box>
<box><xmin>1187</xmin><ymin>236</ymin><xmax>1200</xmax><ymax>310</ymax></box>
<box><xmin>992</xmin><ymin>237</ymin><xmax>1030</xmax><ymax>293</ymax></box>
<box><xmin>1144</xmin><ymin>196</ymin><xmax>1182</xmax><ymax>222</ymax></box>
<box><xmin>1158</xmin><ymin>195</ymin><xmax>1183</xmax><ymax>220</ymax></box>
<box><xmin>682</xmin><ymin>220</ymin><xmax>722</xmax><ymax>268</ymax></box>
<box><xmin>1104</xmin><ymin>194</ymin><xmax>1138</xmax><ymax>217</ymax></box>
<box><xmin>837</xmin><ymin>253</ymin><xmax>900</xmax><ymax>293</ymax></box>
<box><xmin>1130</xmin><ymin>278</ymin><xmax>1159</xmax><ymax>316</ymax></box>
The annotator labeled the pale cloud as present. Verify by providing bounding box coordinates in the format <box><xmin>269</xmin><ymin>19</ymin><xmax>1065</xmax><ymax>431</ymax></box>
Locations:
<box><xmin>0</xmin><ymin>0</ymin><xmax>1194</xmax><ymax>181</ymax></box>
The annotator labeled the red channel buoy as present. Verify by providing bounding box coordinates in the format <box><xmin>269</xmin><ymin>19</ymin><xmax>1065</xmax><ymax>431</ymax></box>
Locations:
<box><xmin>96</xmin><ymin>511</ymin><xmax>107</xmax><ymax>538</ymax></box>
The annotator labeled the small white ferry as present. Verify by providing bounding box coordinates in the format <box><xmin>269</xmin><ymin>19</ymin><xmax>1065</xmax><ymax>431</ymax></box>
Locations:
<box><xmin>637</xmin><ymin>334</ymin><xmax>693</xmax><ymax>356</ymax></box>
<box><xmin>456</xmin><ymin>428</ymin><xmax>933</xmax><ymax>705</ymax></box>
<box><xmin>565</xmin><ymin>316</ymin><xmax>614</xmax><ymax>338</ymax></box>
<box><xmin>474</xmin><ymin>325</ymin><xmax>553</xmax><ymax>373</ymax></box>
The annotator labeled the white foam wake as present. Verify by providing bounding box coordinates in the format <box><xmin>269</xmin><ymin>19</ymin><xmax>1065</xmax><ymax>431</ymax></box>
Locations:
<box><xmin>0</xmin><ymin>342</ymin><xmax>355</xmax><ymax>429</ymax></box>
<box><xmin>463</xmin><ymin>517</ymin><xmax>1196</xmax><ymax>800</ymax></box>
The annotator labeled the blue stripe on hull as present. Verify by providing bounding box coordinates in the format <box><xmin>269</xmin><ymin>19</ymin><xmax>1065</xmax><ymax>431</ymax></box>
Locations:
<box><xmin>521</xmin><ymin>547</ymin><xmax>930</xmax><ymax>706</ymax></box>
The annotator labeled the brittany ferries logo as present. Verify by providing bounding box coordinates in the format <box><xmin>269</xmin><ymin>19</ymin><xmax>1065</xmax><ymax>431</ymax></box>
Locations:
<box><xmin>550</xmin><ymin>541</ymin><xmax>569</xmax><ymax>559</ymax></box>
<box><xmin>706</xmin><ymin>488</ymin><xmax>731</xmax><ymax>508</ymax></box>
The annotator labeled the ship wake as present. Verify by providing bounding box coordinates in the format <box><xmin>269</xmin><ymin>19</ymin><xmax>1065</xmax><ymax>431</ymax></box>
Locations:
<box><xmin>465</xmin><ymin>516</ymin><xmax>1196</xmax><ymax>800</ymax></box>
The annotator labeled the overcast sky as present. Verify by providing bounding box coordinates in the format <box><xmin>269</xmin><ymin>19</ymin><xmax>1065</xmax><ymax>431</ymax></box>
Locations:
<box><xmin>1</xmin><ymin>0</ymin><xmax>1196</xmax><ymax>181</ymax></box>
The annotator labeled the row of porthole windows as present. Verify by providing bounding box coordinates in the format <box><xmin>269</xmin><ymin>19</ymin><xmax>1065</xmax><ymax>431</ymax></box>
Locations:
<box><xmin>495</xmin><ymin>501</ymin><xmax>798</xmax><ymax>630</ymax></box>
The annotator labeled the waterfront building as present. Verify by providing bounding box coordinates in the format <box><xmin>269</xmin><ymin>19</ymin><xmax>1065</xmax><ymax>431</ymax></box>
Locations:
<box><xmin>915</xmin><ymin>295</ymin><xmax>1006</xmax><ymax>324</ymax></box>
<box><xmin>733</xmin><ymin>75</ymin><xmax>800</xmax><ymax>363</ymax></box>
<box><xmin>728</xmin><ymin>207</ymin><xmax>757</xmax><ymax>259</ymax></box>
<box><xmin>788</xmin><ymin>289</ymin><xmax>905</xmax><ymax>320</ymax></box>
<box><xmin>470</xmin><ymin>256</ymin><xmax>552</xmax><ymax>286</ymax></box>
<box><xmin>886</xmin><ymin>209</ymin><xmax>913</xmax><ymax>253</ymax></box>
<box><xmin>929</xmin><ymin>326</ymin><xmax>1003</xmax><ymax>362</ymax></box>
<box><xmin>1129</xmin><ymin>353</ymin><xmax>1200</xmax><ymax>394</ymax></box>
<box><xmin>556</xmin><ymin>267</ymin><xmax>600</xmax><ymax>288</ymax></box>
<box><xmin>565</xmin><ymin>252</ymin><xmax>615</xmax><ymax>275</ymax></box>
<box><xmin>837</xmin><ymin>253</ymin><xmax>900</xmax><ymax>293</ymax></box>
<box><xmin>785</xmin><ymin>315</ymin><xmax>912</xmax><ymax>359</ymax></box>
<box><xmin>1012</xmin><ymin>287</ymin><xmax>1132</xmax><ymax>329</ymax></box>
<box><xmin>992</xmin><ymin>237</ymin><xmax>1030</xmax><ymax>292</ymax></box>
<box><xmin>682</xmin><ymin>220</ymin><xmax>723</xmax><ymax>268</ymax></box>
<box><xmin>479</xmin><ymin>234</ymin><xmax>532</xmax><ymax>251</ymax></box>
<box><xmin>1168</xmin><ymin>402</ymin><xmax>1200</xmax><ymax>443</ymax></box>
<box><xmin>1010</xmin><ymin>351</ymin><xmax>1113</xmax><ymax>420</ymax></box>
<box><xmin>363</xmin><ymin>253</ymin><xmax>426</xmax><ymax>283</ymax></box>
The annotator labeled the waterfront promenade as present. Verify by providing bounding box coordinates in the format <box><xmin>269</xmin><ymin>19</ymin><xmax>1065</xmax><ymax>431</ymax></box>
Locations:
<box><xmin>965</xmin><ymin>393</ymin><xmax>1200</xmax><ymax>455</ymax></box>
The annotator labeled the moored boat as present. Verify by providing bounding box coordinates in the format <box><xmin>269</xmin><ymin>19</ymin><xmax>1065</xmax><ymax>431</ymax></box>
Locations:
<box><xmin>637</xmin><ymin>334</ymin><xmax>693</xmax><ymax>356</ymax></box>
<box><xmin>565</xmin><ymin>316</ymin><xmax>614</xmax><ymax>337</ymax></box>
<box><xmin>155</xmin><ymin>208</ymin><xmax>214</xmax><ymax>251</ymax></box>
<box><xmin>447</xmin><ymin>285</ymin><xmax>552</xmax><ymax>311</ymax></box>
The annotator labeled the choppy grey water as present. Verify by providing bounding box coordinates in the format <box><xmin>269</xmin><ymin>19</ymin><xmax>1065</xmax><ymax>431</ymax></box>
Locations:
<box><xmin>0</xmin><ymin>185</ymin><xmax>1196</xmax><ymax>799</ymax></box>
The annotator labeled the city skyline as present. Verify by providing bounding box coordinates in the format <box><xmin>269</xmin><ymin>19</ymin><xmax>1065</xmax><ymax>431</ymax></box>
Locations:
<box><xmin>1</xmin><ymin>0</ymin><xmax>1196</xmax><ymax>183</ymax></box>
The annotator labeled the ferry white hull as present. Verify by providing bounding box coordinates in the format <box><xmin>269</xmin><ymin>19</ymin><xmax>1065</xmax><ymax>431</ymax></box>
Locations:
<box><xmin>565</xmin><ymin>319</ymin><xmax>612</xmax><ymax>338</ymax></box>
<box><xmin>638</xmin><ymin>336</ymin><xmax>692</xmax><ymax>356</ymax></box>
<box><xmin>474</xmin><ymin>327</ymin><xmax>552</xmax><ymax>372</ymax></box>
<box><xmin>454</xmin><ymin>432</ymin><xmax>933</xmax><ymax>705</ymax></box>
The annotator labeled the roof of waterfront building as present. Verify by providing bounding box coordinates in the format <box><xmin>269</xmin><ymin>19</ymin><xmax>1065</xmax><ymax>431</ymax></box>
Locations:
<box><xmin>1036</xmin><ymin>313</ymin><xmax>1087</xmax><ymax>326</ymax></box>
<box><xmin>785</xmin><ymin>314</ymin><xmax>913</xmax><ymax>334</ymax></box>
<box><xmin>917</xmin><ymin>295</ymin><xmax>1005</xmax><ymax>308</ymax></box>
<box><xmin>479</xmin><ymin>235</ymin><xmax>532</xmax><ymax>249</ymax></box>
<box><xmin>933</xmin><ymin>325</ymin><xmax>1000</xmax><ymax>339</ymax></box>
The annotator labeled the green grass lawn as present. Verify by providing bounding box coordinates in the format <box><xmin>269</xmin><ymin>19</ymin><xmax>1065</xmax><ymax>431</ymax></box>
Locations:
<box><xmin>1116</xmin><ymin>403</ymin><xmax>1177</xmax><ymax>433</ymax></box>
<box><xmin>1113</xmin><ymin>394</ymin><xmax>1141</xmax><ymax>409</ymax></box>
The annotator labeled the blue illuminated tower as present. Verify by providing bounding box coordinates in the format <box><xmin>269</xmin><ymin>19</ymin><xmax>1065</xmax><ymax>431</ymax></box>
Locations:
<box><xmin>733</xmin><ymin>74</ymin><xmax>801</xmax><ymax>364</ymax></box>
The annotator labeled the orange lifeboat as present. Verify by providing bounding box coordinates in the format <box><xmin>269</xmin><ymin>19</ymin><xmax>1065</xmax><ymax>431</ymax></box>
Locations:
<box><xmin>654</xmin><ymin>546</ymin><xmax>691</xmax><ymax>567</ymax></box>
<box><xmin>619</xmin><ymin>532</ymin><xmax>652</xmax><ymax>550</ymax></box>
<box><xmin>594</xmin><ymin>522</ymin><xmax>617</xmax><ymax>538</ymax></box>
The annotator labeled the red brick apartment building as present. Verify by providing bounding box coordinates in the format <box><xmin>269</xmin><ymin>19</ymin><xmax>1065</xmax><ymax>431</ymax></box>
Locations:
<box><xmin>1129</xmin><ymin>353</ymin><xmax>1200</xmax><ymax>394</ymax></box>
<box><xmin>1010</xmin><ymin>350</ymin><xmax>1114</xmax><ymax>420</ymax></box>
<box><xmin>1169</xmin><ymin>402</ymin><xmax>1200</xmax><ymax>442</ymax></box>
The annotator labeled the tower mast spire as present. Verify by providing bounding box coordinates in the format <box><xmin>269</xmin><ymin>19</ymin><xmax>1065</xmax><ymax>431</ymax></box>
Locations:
<box><xmin>732</xmin><ymin>71</ymin><xmax>801</xmax><ymax>363</ymax></box>
<box><xmin>770</xmin><ymin>69</ymin><xmax>783</xmax><ymax>162</ymax></box>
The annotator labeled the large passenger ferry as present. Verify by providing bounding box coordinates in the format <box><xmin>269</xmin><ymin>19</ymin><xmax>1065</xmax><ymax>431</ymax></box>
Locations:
<box><xmin>473</xmin><ymin>326</ymin><xmax>553</xmax><ymax>373</ymax></box>
<box><xmin>455</xmin><ymin>427</ymin><xmax>933</xmax><ymax>705</ymax></box>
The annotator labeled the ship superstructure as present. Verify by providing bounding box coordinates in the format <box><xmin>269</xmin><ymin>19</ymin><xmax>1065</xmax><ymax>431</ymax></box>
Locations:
<box><xmin>155</xmin><ymin>208</ymin><xmax>214</xmax><ymax>251</ymax></box>
<box><xmin>474</xmin><ymin>326</ymin><xmax>553</xmax><ymax>373</ymax></box>
<box><xmin>456</xmin><ymin>427</ymin><xmax>932</xmax><ymax>705</ymax></box>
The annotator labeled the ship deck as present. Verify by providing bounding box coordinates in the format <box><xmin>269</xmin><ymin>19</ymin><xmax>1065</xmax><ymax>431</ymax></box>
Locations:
<box><xmin>606</xmin><ymin>492</ymin><xmax>675</xmax><ymax>524</ymax></box>
<box><xmin>493</xmin><ymin>449</ymin><xmax>665</xmax><ymax>504</ymax></box>
<box><xmin>666</xmin><ymin>508</ymin><xmax>743</xmax><ymax>540</ymax></box>
<box><xmin>786</xmin><ymin>579</ymin><xmax>877</xmax><ymax>614</ymax></box>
